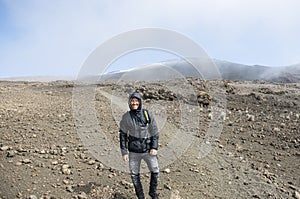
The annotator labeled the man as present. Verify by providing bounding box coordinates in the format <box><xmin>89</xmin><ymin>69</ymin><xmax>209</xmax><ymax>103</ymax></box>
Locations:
<box><xmin>119</xmin><ymin>92</ymin><xmax>159</xmax><ymax>199</ymax></box>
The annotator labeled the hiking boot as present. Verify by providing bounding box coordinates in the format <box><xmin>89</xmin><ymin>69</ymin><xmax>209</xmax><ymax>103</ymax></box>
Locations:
<box><xmin>149</xmin><ymin>172</ymin><xmax>159</xmax><ymax>199</ymax></box>
<box><xmin>131</xmin><ymin>173</ymin><xmax>145</xmax><ymax>199</ymax></box>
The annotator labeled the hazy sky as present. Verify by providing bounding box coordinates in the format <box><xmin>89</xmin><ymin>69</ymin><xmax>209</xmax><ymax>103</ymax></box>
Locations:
<box><xmin>1</xmin><ymin>0</ymin><xmax>300</xmax><ymax>78</ymax></box>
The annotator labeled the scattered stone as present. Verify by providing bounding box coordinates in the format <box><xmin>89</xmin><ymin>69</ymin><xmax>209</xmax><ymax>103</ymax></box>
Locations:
<box><xmin>294</xmin><ymin>191</ymin><xmax>300</xmax><ymax>199</ymax></box>
<box><xmin>246</xmin><ymin>114</ymin><xmax>255</xmax><ymax>121</ymax></box>
<box><xmin>63</xmin><ymin>168</ymin><xmax>71</xmax><ymax>175</ymax></box>
<box><xmin>1</xmin><ymin>146</ymin><xmax>9</xmax><ymax>151</ymax></box>
<box><xmin>15</xmin><ymin>162</ymin><xmax>22</xmax><ymax>166</ymax></box>
<box><xmin>29</xmin><ymin>195</ymin><xmax>37</xmax><ymax>199</ymax></box>
<box><xmin>51</xmin><ymin>160</ymin><xmax>59</xmax><ymax>165</ymax></box>
<box><xmin>6</xmin><ymin>151</ymin><xmax>15</xmax><ymax>157</ymax></box>
<box><xmin>66</xmin><ymin>185</ymin><xmax>74</xmax><ymax>193</ymax></box>
<box><xmin>88</xmin><ymin>160</ymin><xmax>96</xmax><ymax>165</ymax></box>
<box><xmin>164</xmin><ymin>168</ymin><xmax>171</xmax><ymax>174</ymax></box>
<box><xmin>288</xmin><ymin>184</ymin><xmax>298</xmax><ymax>191</ymax></box>
<box><xmin>280</xmin><ymin>123</ymin><xmax>286</xmax><ymax>128</ymax></box>
<box><xmin>17</xmin><ymin>147</ymin><xmax>27</xmax><ymax>153</ymax></box>
<box><xmin>61</xmin><ymin>147</ymin><xmax>67</xmax><ymax>153</ymax></box>
<box><xmin>62</xmin><ymin>164</ymin><xmax>69</xmax><ymax>169</ymax></box>
<box><xmin>79</xmin><ymin>153</ymin><xmax>86</xmax><ymax>159</ymax></box>
<box><xmin>164</xmin><ymin>184</ymin><xmax>172</xmax><ymax>190</ymax></box>
<box><xmin>108</xmin><ymin>173</ymin><xmax>116</xmax><ymax>178</ymax></box>
<box><xmin>62</xmin><ymin>164</ymin><xmax>71</xmax><ymax>175</ymax></box>
<box><xmin>76</xmin><ymin>192</ymin><xmax>88</xmax><ymax>199</ymax></box>
<box><xmin>190</xmin><ymin>168</ymin><xmax>200</xmax><ymax>173</ymax></box>
<box><xmin>121</xmin><ymin>180</ymin><xmax>133</xmax><ymax>188</ymax></box>
<box><xmin>49</xmin><ymin>149</ymin><xmax>58</xmax><ymax>155</ymax></box>
<box><xmin>22</xmin><ymin>158</ymin><xmax>31</xmax><ymax>164</ymax></box>
<box><xmin>39</xmin><ymin>149</ymin><xmax>46</xmax><ymax>154</ymax></box>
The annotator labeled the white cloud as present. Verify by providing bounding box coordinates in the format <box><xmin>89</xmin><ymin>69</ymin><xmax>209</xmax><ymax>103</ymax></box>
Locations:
<box><xmin>1</xmin><ymin>0</ymin><xmax>300</xmax><ymax>77</ymax></box>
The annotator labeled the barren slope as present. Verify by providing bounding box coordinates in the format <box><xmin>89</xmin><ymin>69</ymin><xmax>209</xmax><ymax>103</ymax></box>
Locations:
<box><xmin>0</xmin><ymin>80</ymin><xmax>299</xmax><ymax>199</ymax></box>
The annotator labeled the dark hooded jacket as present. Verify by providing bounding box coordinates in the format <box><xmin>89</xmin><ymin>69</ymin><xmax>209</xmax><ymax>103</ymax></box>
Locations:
<box><xmin>119</xmin><ymin>93</ymin><xmax>159</xmax><ymax>155</ymax></box>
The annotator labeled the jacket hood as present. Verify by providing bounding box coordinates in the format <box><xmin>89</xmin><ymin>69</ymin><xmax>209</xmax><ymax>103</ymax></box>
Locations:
<box><xmin>128</xmin><ymin>92</ymin><xmax>142</xmax><ymax>111</ymax></box>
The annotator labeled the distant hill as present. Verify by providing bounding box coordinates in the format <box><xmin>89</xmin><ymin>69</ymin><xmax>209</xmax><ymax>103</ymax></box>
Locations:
<box><xmin>101</xmin><ymin>59</ymin><xmax>300</xmax><ymax>83</ymax></box>
<box><xmin>0</xmin><ymin>76</ymin><xmax>75</xmax><ymax>82</ymax></box>
<box><xmin>1</xmin><ymin>60</ymin><xmax>299</xmax><ymax>83</ymax></box>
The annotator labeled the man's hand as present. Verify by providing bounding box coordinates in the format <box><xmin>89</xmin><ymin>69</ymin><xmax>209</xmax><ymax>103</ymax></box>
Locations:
<box><xmin>150</xmin><ymin>149</ymin><xmax>158</xmax><ymax>156</ymax></box>
<box><xmin>122</xmin><ymin>154</ymin><xmax>129</xmax><ymax>162</ymax></box>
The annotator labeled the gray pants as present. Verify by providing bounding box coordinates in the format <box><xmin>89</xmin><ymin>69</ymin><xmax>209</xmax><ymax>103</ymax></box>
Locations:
<box><xmin>129</xmin><ymin>152</ymin><xmax>159</xmax><ymax>174</ymax></box>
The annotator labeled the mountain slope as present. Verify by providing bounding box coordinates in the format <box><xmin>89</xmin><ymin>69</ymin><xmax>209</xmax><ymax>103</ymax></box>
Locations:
<box><xmin>102</xmin><ymin>59</ymin><xmax>300</xmax><ymax>83</ymax></box>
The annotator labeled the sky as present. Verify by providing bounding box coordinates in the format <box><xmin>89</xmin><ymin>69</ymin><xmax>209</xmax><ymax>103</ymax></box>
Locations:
<box><xmin>0</xmin><ymin>0</ymin><xmax>300</xmax><ymax>78</ymax></box>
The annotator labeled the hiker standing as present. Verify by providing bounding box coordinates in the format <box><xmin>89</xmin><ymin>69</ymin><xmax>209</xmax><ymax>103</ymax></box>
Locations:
<box><xmin>119</xmin><ymin>92</ymin><xmax>159</xmax><ymax>199</ymax></box>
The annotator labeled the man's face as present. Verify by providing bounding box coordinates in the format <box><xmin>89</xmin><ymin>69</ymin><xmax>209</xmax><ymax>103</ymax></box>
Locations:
<box><xmin>130</xmin><ymin>98</ymin><xmax>139</xmax><ymax>110</ymax></box>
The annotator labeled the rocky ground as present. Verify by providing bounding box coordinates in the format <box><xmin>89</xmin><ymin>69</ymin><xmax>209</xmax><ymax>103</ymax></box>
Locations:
<box><xmin>0</xmin><ymin>79</ymin><xmax>299</xmax><ymax>199</ymax></box>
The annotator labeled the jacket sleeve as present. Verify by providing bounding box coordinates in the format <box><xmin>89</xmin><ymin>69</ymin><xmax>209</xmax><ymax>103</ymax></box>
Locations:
<box><xmin>119</xmin><ymin>113</ymin><xmax>129</xmax><ymax>155</ymax></box>
<box><xmin>119</xmin><ymin>130</ymin><xmax>128</xmax><ymax>155</ymax></box>
<box><xmin>148</xmin><ymin>110</ymin><xmax>159</xmax><ymax>150</ymax></box>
